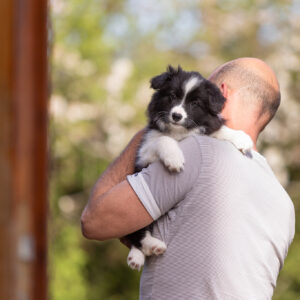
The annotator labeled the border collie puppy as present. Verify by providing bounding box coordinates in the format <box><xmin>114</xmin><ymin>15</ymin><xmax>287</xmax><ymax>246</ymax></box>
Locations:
<box><xmin>126</xmin><ymin>66</ymin><xmax>253</xmax><ymax>270</ymax></box>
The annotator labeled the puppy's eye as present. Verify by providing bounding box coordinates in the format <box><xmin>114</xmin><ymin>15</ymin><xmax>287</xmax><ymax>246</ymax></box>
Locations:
<box><xmin>191</xmin><ymin>100</ymin><xmax>199</xmax><ymax>107</ymax></box>
<box><xmin>169</xmin><ymin>92</ymin><xmax>176</xmax><ymax>101</ymax></box>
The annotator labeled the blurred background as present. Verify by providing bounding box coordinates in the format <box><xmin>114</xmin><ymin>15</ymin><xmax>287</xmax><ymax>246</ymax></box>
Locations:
<box><xmin>49</xmin><ymin>0</ymin><xmax>300</xmax><ymax>299</ymax></box>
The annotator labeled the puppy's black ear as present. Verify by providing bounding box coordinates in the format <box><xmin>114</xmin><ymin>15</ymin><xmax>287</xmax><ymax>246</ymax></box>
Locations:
<box><xmin>150</xmin><ymin>72</ymin><xmax>170</xmax><ymax>90</ymax></box>
<box><xmin>150</xmin><ymin>65</ymin><xmax>179</xmax><ymax>90</ymax></box>
<box><xmin>204</xmin><ymin>80</ymin><xmax>226</xmax><ymax>115</ymax></box>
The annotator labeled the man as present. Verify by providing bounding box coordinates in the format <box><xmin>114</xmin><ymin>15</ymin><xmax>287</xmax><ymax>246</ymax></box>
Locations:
<box><xmin>81</xmin><ymin>58</ymin><xmax>295</xmax><ymax>299</ymax></box>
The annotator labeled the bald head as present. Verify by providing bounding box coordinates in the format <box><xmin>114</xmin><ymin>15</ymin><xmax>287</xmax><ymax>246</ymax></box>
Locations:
<box><xmin>209</xmin><ymin>58</ymin><xmax>280</xmax><ymax>130</ymax></box>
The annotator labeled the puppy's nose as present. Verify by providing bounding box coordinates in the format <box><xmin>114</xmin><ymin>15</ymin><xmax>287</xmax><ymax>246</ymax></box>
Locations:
<box><xmin>172</xmin><ymin>112</ymin><xmax>183</xmax><ymax>122</ymax></box>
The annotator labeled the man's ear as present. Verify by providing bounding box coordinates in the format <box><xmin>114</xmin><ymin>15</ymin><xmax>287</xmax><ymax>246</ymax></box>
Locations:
<box><xmin>219</xmin><ymin>82</ymin><xmax>229</xmax><ymax>99</ymax></box>
<box><xmin>150</xmin><ymin>65</ymin><xmax>181</xmax><ymax>90</ymax></box>
<box><xmin>204</xmin><ymin>80</ymin><xmax>226</xmax><ymax>115</ymax></box>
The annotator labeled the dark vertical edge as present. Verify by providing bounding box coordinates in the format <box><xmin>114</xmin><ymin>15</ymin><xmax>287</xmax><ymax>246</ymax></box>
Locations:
<box><xmin>34</xmin><ymin>0</ymin><xmax>49</xmax><ymax>298</ymax></box>
<box><xmin>32</xmin><ymin>0</ymin><xmax>49</xmax><ymax>299</ymax></box>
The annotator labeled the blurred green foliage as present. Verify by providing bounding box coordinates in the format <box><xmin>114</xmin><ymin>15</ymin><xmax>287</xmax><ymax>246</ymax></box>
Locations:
<box><xmin>50</xmin><ymin>0</ymin><xmax>300</xmax><ymax>299</ymax></box>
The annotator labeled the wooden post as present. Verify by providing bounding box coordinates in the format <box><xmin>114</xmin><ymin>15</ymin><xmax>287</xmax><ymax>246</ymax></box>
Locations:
<box><xmin>0</xmin><ymin>0</ymin><xmax>48</xmax><ymax>299</ymax></box>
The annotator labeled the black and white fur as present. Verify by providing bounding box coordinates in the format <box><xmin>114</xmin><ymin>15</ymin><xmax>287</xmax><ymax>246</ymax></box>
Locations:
<box><xmin>126</xmin><ymin>66</ymin><xmax>253</xmax><ymax>270</ymax></box>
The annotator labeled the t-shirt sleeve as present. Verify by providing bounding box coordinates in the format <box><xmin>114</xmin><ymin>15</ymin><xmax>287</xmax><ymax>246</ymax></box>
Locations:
<box><xmin>127</xmin><ymin>136</ymin><xmax>201</xmax><ymax>220</ymax></box>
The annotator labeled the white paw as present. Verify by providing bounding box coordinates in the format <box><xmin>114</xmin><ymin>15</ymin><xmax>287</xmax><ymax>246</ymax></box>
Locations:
<box><xmin>162</xmin><ymin>149</ymin><xmax>185</xmax><ymax>172</ymax></box>
<box><xmin>229</xmin><ymin>130</ymin><xmax>253</xmax><ymax>154</ymax></box>
<box><xmin>141</xmin><ymin>232</ymin><xmax>167</xmax><ymax>256</ymax></box>
<box><xmin>127</xmin><ymin>247</ymin><xmax>145</xmax><ymax>271</ymax></box>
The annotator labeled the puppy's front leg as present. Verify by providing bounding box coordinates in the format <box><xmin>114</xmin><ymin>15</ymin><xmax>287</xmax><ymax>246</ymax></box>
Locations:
<box><xmin>136</xmin><ymin>132</ymin><xmax>159</xmax><ymax>168</ymax></box>
<box><xmin>211</xmin><ymin>125</ymin><xmax>253</xmax><ymax>153</ymax></box>
<box><xmin>156</xmin><ymin>136</ymin><xmax>185</xmax><ymax>172</ymax></box>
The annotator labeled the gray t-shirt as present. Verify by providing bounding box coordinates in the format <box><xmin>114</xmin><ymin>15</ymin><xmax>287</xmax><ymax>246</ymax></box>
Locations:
<box><xmin>127</xmin><ymin>135</ymin><xmax>295</xmax><ymax>300</ymax></box>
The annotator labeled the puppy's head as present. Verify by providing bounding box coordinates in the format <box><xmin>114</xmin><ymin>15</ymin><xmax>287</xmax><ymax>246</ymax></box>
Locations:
<box><xmin>147</xmin><ymin>65</ymin><xmax>226</xmax><ymax>134</ymax></box>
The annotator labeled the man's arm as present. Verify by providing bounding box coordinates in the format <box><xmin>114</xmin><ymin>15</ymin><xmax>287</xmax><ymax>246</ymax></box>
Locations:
<box><xmin>81</xmin><ymin>129</ymin><xmax>153</xmax><ymax>241</ymax></box>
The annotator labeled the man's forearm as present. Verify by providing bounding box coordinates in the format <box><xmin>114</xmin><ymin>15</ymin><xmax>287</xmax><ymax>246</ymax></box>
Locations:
<box><xmin>83</xmin><ymin>129</ymin><xmax>145</xmax><ymax>214</ymax></box>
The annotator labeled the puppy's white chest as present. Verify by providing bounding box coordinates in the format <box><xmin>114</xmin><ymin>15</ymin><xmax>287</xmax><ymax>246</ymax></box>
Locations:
<box><xmin>137</xmin><ymin>130</ymin><xmax>185</xmax><ymax>172</ymax></box>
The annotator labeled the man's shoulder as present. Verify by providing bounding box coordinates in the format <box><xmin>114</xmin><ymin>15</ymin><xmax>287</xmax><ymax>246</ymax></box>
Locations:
<box><xmin>181</xmin><ymin>134</ymin><xmax>237</xmax><ymax>156</ymax></box>
<box><xmin>181</xmin><ymin>134</ymin><xmax>220</xmax><ymax>146</ymax></box>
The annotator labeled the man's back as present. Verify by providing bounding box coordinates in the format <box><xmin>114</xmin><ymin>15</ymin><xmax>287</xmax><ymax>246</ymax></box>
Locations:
<box><xmin>127</xmin><ymin>136</ymin><xmax>295</xmax><ymax>300</ymax></box>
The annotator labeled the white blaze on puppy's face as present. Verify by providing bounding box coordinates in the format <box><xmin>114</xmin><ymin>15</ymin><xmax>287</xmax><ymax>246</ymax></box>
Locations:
<box><xmin>184</xmin><ymin>77</ymin><xmax>201</xmax><ymax>97</ymax></box>
<box><xmin>170</xmin><ymin>77</ymin><xmax>201</xmax><ymax>125</ymax></box>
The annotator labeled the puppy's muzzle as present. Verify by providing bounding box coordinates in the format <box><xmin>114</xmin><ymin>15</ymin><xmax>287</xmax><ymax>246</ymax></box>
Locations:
<box><xmin>172</xmin><ymin>112</ymin><xmax>183</xmax><ymax>122</ymax></box>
